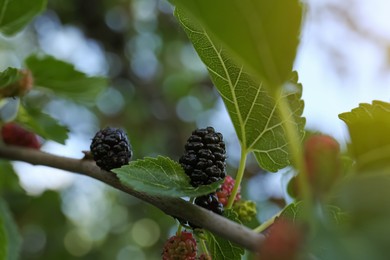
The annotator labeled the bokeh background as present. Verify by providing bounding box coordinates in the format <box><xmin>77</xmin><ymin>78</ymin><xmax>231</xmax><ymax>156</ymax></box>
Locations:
<box><xmin>0</xmin><ymin>0</ymin><xmax>389</xmax><ymax>259</ymax></box>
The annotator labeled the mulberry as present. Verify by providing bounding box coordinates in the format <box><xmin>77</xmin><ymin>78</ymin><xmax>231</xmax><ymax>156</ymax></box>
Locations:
<box><xmin>1</xmin><ymin>123</ymin><xmax>40</xmax><ymax>149</ymax></box>
<box><xmin>90</xmin><ymin>127</ymin><xmax>132</xmax><ymax>171</ymax></box>
<box><xmin>232</xmin><ymin>200</ymin><xmax>257</xmax><ymax>223</ymax></box>
<box><xmin>195</xmin><ymin>193</ymin><xmax>224</xmax><ymax>216</ymax></box>
<box><xmin>179</xmin><ymin>127</ymin><xmax>226</xmax><ymax>187</ymax></box>
<box><xmin>162</xmin><ymin>231</ymin><xmax>197</xmax><ymax>260</ymax></box>
<box><xmin>216</xmin><ymin>175</ymin><xmax>241</xmax><ymax>207</ymax></box>
<box><xmin>257</xmin><ymin>219</ymin><xmax>304</xmax><ymax>260</ymax></box>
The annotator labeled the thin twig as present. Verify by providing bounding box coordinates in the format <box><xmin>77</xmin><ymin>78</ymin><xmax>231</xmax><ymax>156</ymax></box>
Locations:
<box><xmin>0</xmin><ymin>145</ymin><xmax>264</xmax><ymax>252</ymax></box>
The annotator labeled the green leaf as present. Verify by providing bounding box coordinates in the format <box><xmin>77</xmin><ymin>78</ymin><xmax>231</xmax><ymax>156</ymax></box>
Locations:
<box><xmin>0</xmin><ymin>68</ymin><xmax>21</xmax><ymax>89</ymax></box>
<box><xmin>16</xmin><ymin>105</ymin><xmax>68</xmax><ymax>144</ymax></box>
<box><xmin>280</xmin><ymin>201</ymin><xmax>305</xmax><ymax>222</ymax></box>
<box><xmin>175</xmin><ymin>9</ymin><xmax>305</xmax><ymax>172</ymax></box>
<box><xmin>0</xmin><ymin>160</ymin><xmax>23</xmax><ymax>193</ymax></box>
<box><xmin>172</xmin><ymin>0</ymin><xmax>302</xmax><ymax>88</ymax></box>
<box><xmin>204</xmin><ymin>209</ymin><xmax>244</xmax><ymax>260</ymax></box>
<box><xmin>224</xmin><ymin>208</ymin><xmax>242</xmax><ymax>224</ymax></box>
<box><xmin>0</xmin><ymin>0</ymin><xmax>47</xmax><ymax>36</ymax></box>
<box><xmin>280</xmin><ymin>201</ymin><xmax>346</xmax><ymax>225</ymax></box>
<box><xmin>338</xmin><ymin>101</ymin><xmax>390</xmax><ymax>170</ymax></box>
<box><xmin>112</xmin><ymin>156</ymin><xmax>222</xmax><ymax>197</ymax></box>
<box><xmin>0</xmin><ymin>198</ymin><xmax>21</xmax><ymax>260</ymax></box>
<box><xmin>25</xmin><ymin>55</ymin><xmax>107</xmax><ymax>105</ymax></box>
<box><xmin>326</xmin><ymin>205</ymin><xmax>348</xmax><ymax>225</ymax></box>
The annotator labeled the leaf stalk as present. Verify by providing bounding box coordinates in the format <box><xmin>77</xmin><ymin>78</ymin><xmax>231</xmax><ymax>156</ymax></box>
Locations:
<box><xmin>227</xmin><ymin>147</ymin><xmax>247</xmax><ymax>209</ymax></box>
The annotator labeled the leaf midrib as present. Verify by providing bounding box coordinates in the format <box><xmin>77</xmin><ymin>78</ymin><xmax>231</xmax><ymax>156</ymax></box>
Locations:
<box><xmin>200</xmin><ymin>20</ymin><xmax>247</xmax><ymax>150</ymax></box>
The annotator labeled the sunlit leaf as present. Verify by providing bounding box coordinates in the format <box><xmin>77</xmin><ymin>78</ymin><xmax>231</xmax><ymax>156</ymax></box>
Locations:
<box><xmin>17</xmin><ymin>105</ymin><xmax>68</xmax><ymax>144</ymax></box>
<box><xmin>171</xmin><ymin>0</ymin><xmax>302</xmax><ymax>88</ymax></box>
<box><xmin>0</xmin><ymin>198</ymin><xmax>21</xmax><ymax>260</ymax></box>
<box><xmin>338</xmin><ymin>101</ymin><xmax>390</xmax><ymax>170</ymax></box>
<box><xmin>175</xmin><ymin>9</ymin><xmax>305</xmax><ymax>172</ymax></box>
<box><xmin>25</xmin><ymin>55</ymin><xmax>107</xmax><ymax>105</ymax></box>
<box><xmin>0</xmin><ymin>0</ymin><xmax>47</xmax><ymax>35</ymax></box>
<box><xmin>112</xmin><ymin>156</ymin><xmax>222</xmax><ymax>197</ymax></box>
<box><xmin>204</xmin><ymin>209</ymin><xmax>244</xmax><ymax>260</ymax></box>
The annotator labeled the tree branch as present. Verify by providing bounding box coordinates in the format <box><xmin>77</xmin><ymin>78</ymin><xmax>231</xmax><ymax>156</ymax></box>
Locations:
<box><xmin>0</xmin><ymin>145</ymin><xmax>264</xmax><ymax>252</ymax></box>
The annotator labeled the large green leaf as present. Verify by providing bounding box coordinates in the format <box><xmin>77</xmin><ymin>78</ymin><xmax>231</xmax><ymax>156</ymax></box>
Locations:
<box><xmin>175</xmin><ymin>9</ymin><xmax>305</xmax><ymax>172</ymax></box>
<box><xmin>17</xmin><ymin>105</ymin><xmax>68</xmax><ymax>144</ymax></box>
<box><xmin>112</xmin><ymin>156</ymin><xmax>222</xmax><ymax>197</ymax></box>
<box><xmin>0</xmin><ymin>0</ymin><xmax>47</xmax><ymax>36</ymax></box>
<box><xmin>204</xmin><ymin>209</ymin><xmax>244</xmax><ymax>260</ymax></box>
<box><xmin>279</xmin><ymin>201</ymin><xmax>304</xmax><ymax>222</ymax></box>
<box><xmin>25</xmin><ymin>55</ymin><xmax>107</xmax><ymax>105</ymax></box>
<box><xmin>0</xmin><ymin>68</ymin><xmax>21</xmax><ymax>89</ymax></box>
<box><xmin>171</xmin><ymin>0</ymin><xmax>303</xmax><ymax>88</ymax></box>
<box><xmin>280</xmin><ymin>201</ymin><xmax>346</xmax><ymax>225</ymax></box>
<box><xmin>0</xmin><ymin>198</ymin><xmax>21</xmax><ymax>260</ymax></box>
<box><xmin>338</xmin><ymin>101</ymin><xmax>390</xmax><ymax>170</ymax></box>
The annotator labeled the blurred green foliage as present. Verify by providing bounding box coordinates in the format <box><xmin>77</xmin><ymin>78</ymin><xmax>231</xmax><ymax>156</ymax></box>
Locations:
<box><xmin>0</xmin><ymin>0</ymin><xmax>234</xmax><ymax>259</ymax></box>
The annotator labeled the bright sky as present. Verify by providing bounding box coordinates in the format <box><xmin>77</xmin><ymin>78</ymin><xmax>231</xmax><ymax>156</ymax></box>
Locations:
<box><xmin>297</xmin><ymin>0</ymin><xmax>390</xmax><ymax>143</ymax></box>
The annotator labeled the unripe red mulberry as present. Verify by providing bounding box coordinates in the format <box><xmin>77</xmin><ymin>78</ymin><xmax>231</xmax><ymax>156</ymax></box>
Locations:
<box><xmin>304</xmin><ymin>134</ymin><xmax>341</xmax><ymax>196</ymax></box>
<box><xmin>162</xmin><ymin>231</ymin><xmax>197</xmax><ymax>260</ymax></box>
<box><xmin>258</xmin><ymin>219</ymin><xmax>304</xmax><ymax>260</ymax></box>
<box><xmin>1</xmin><ymin>123</ymin><xmax>41</xmax><ymax>149</ymax></box>
<box><xmin>216</xmin><ymin>175</ymin><xmax>241</xmax><ymax>207</ymax></box>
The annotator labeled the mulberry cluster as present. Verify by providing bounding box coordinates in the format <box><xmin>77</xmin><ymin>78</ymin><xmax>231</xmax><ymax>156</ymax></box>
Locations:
<box><xmin>90</xmin><ymin>127</ymin><xmax>132</xmax><ymax>171</ymax></box>
<box><xmin>179</xmin><ymin>127</ymin><xmax>226</xmax><ymax>187</ymax></box>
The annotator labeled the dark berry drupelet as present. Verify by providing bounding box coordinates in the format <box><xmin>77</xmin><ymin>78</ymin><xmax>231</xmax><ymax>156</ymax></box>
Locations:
<box><xmin>90</xmin><ymin>127</ymin><xmax>132</xmax><ymax>171</ymax></box>
<box><xmin>179</xmin><ymin>127</ymin><xmax>226</xmax><ymax>187</ymax></box>
<box><xmin>195</xmin><ymin>193</ymin><xmax>224</xmax><ymax>216</ymax></box>
<box><xmin>188</xmin><ymin>193</ymin><xmax>224</xmax><ymax>229</ymax></box>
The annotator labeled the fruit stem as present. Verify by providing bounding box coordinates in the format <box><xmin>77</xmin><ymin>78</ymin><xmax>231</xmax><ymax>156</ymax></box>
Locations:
<box><xmin>200</xmin><ymin>238</ymin><xmax>209</xmax><ymax>256</ymax></box>
<box><xmin>176</xmin><ymin>223</ymin><xmax>183</xmax><ymax>235</ymax></box>
<box><xmin>253</xmin><ymin>210</ymin><xmax>282</xmax><ymax>233</ymax></box>
<box><xmin>227</xmin><ymin>148</ymin><xmax>247</xmax><ymax>209</ymax></box>
<box><xmin>274</xmin><ymin>88</ymin><xmax>313</xmax><ymax>219</ymax></box>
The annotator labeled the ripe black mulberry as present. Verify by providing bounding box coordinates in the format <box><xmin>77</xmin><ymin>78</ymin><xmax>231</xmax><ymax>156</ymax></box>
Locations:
<box><xmin>179</xmin><ymin>127</ymin><xmax>226</xmax><ymax>187</ymax></box>
<box><xmin>90</xmin><ymin>127</ymin><xmax>132</xmax><ymax>171</ymax></box>
<box><xmin>195</xmin><ymin>193</ymin><xmax>224</xmax><ymax>215</ymax></box>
